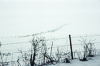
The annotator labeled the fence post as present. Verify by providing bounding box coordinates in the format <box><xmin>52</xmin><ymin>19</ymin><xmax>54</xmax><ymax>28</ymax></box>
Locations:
<box><xmin>0</xmin><ymin>42</ymin><xmax>1</xmax><ymax>54</ymax></box>
<box><xmin>69</xmin><ymin>35</ymin><xmax>73</xmax><ymax>59</ymax></box>
<box><xmin>50</xmin><ymin>42</ymin><xmax>53</xmax><ymax>57</ymax></box>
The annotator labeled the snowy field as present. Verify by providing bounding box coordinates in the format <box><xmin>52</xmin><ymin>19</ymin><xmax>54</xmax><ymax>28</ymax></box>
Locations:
<box><xmin>47</xmin><ymin>56</ymin><xmax>100</xmax><ymax>66</ymax></box>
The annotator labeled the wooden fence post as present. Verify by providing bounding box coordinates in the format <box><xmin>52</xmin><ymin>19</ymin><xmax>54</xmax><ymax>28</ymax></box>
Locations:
<box><xmin>50</xmin><ymin>42</ymin><xmax>53</xmax><ymax>57</ymax></box>
<box><xmin>69</xmin><ymin>35</ymin><xmax>73</xmax><ymax>59</ymax></box>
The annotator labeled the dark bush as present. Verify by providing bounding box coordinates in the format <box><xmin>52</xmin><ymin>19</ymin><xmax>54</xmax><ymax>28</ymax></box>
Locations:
<box><xmin>80</xmin><ymin>57</ymin><xmax>88</xmax><ymax>61</ymax></box>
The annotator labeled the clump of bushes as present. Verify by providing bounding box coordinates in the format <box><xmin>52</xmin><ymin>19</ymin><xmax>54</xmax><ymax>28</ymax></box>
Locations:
<box><xmin>78</xmin><ymin>37</ymin><xmax>96</xmax><ymax>61</ymax></box>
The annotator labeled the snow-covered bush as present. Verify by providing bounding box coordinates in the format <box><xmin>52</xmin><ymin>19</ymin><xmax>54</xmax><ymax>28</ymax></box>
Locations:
<box><xmin>55</xmin><ymin>47</ymin><xmax>62</xmax><ymax>62</ymax></box>
<box><xmin>78</xmin><ymin>37</ymin><xmax>96</xmax><ymax>61</ymax></box>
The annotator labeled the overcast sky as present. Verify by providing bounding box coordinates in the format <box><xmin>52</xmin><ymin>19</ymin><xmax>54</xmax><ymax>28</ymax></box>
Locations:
<box><xmin>0</xmin><ymin>0</ymin><xmax>100</xmax><ymax>53</ymax></box>
<box><xmin>0</xmin><ymin>0</ymin><xmax>100</xmax><ymax>37</ymax></box>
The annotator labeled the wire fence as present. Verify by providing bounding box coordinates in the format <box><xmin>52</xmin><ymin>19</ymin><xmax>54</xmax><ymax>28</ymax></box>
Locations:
<box><xmin>0</xmin><ymin>34</ymin><xmax>100</xmax><ymax>66</ymax></box>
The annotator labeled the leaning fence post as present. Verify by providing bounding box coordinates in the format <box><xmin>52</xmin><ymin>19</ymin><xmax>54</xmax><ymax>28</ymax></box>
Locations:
<box><xmin>69</xmin><ymin>35</ymin><xmax>73</xmax><ymax>59</ymax></box>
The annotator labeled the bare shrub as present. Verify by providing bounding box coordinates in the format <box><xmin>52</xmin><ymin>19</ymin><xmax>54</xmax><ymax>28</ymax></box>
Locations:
<box><xmin>78</xmin><ymin>36</ymin><xmax>96</xmax><ymax>61</ymax></box>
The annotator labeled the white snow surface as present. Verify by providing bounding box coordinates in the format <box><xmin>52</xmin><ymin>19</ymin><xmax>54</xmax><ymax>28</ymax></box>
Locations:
<box><xmin>1</xmin><ymin>56</ymin><xmax>100</xmax><ymax>66</ymax></box>
<box><xmin>47</xmin><ymin>56</ymin><xmax>100</xmax><ymax>66</ymax></box>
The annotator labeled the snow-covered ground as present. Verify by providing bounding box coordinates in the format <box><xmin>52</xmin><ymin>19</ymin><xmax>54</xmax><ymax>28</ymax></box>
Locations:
<box><xmin>1</xmin><ymin>55</ymin><xmax>100</xmax><ymax>66</ymax></box>
<box><xmin>47</xmin><ymin>56</ymin><xmax>100</xmax><ymax>66</ymax></box>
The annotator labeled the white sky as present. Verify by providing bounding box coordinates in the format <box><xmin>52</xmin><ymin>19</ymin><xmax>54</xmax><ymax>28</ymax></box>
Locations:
<box><xmin>0</xmin><ymin>0</ymin><xmax>100</xmax><ymax>53</ymax></box>
<box><xmin>0</xmin><ymin>0</ymin><xmax>100</xmax><ymax>37</ymax></box>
